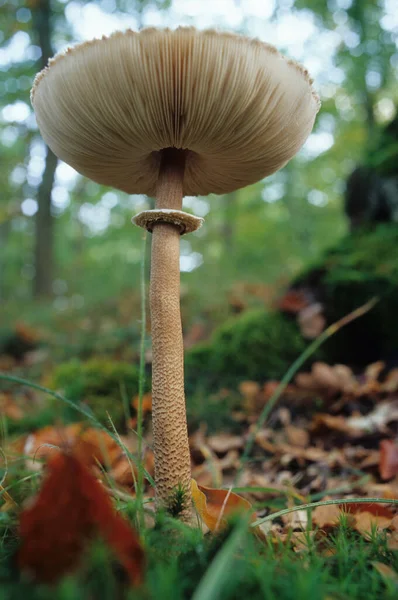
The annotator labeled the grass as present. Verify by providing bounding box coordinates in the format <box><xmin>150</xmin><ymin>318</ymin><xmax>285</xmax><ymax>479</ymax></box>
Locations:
<box><xmin>0</xmin><ymin>286</ymin><xmax>395</xmax><ymax>598</ymax></box>
<box><xmin>0</xmin><ymin>508</ymin><xmax>397</xmax><ymax>600</ymax></box>
<box><xmin>1</xmin><ymin>370</ymin><xmax>397</xmax><ymax>599</ymax></box>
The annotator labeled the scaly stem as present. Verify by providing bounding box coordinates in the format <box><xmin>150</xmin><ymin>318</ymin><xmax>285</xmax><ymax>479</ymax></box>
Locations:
<box><xmin>150</xmin><ymin>148</ymin><xmax>192</xmax><ymax>520</ymax></box>
<box><xmin>136</xmin><ymin>229</ymin><xmax>147</xmax><ymax>530</ymax></box>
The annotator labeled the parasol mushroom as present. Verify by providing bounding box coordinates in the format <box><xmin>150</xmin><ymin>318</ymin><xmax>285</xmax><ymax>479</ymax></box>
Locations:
<box><xmin>31</xmin><ymin>27</ymin><xmax>320</xmax><ymax>521</ymax></box>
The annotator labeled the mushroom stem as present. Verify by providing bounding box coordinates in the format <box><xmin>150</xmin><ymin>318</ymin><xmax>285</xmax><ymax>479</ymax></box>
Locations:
<box><xmin>150</xmin><ymin>148</ymin><xmax>192</xmax><ymax>520</ymax></box>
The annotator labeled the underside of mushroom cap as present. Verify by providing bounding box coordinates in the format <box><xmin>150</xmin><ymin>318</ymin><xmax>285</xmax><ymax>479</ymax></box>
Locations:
<box><xmin>32</xmin><ymin>27</ymin><xmax>320</xmax><ymax>197</ymax></box>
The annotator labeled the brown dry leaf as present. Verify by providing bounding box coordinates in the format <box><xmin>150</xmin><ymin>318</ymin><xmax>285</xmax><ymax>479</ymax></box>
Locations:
<box><xmin>239</xmin><ymin>380</ymin><xmax>261</xmax><ymax>413</ymax></box>
<box><xmin>337</xmin><ymin>502</ymin><xmax>394</xmax><ymax>537</ymax></box>
<box><xmin>296</xmin><ymin>363</ymin><xmax>357</xmax><ymax>395</ymax></box>
<box><xmin>382</xmin><ymin>369</ymin><xmax>398</xmax><ymax>393</ymax></box>
<box><xmin>311</xmin><ymin>414</ymin><xmax>361</xmax><ymax>437</ymax></box>
<box><xmin>295</xmin><ymin>372</ymin><xmax>322</xmax><ymax>391</ymax></box>
<box><xmin>23</xmin><ymin>424</ymin><xmax>123</xmax><ymax>470</ymax></box>
<box><xmin>312</xmin><ymin>362</ymin><xmax>343</xmax><ymax>390</ymax></box>
<box><xmin>333</xmin><ymin>365</ymin><xmax>358</xmax><ymax>393</ymax></box>
<box><xmin>191</xmin><ymin>479</ymin><xmax>254</xmax><ymax>531</ymax></box>
<box><xmin>131</xmin><ymin>393</ymin><xmax>152</xmax><ymax>414</ymax></box>
<box><xmin>239</xmin><ymin>381</ymin><xmax>261</xmax><ymax>399</ymax></box>
<box><xmin>283</xmin><ymin>508</ymin><xmax>308</xmax><ymax>529</ymax></box>
<box><xmin>110</xmin><ymin>449</ymin><xmax>155</xmax><ymax>488</ymax></box>
<box><xmin>207</xmin><ymin>433</ymin><xmax>243</xmax><ymax>455</ymax></box>
<box><xmin>262</xmin><ymin>380</ymin><xmax>296</xmax><ymax>401</ymax></box>
<box><xmin>348</xmin><ymin>401</ymin><xmax>398</xmax><ymax>433</ymax></box>
<box><xmin>353</xmin><ymin>512</ymin><xmax>392</xmax><ymax>536</ymax></box>
<box><xmin>372</xmin><ymin>562</ymin><xmax>398</xmax><ymax>587</ymax></box>
<box><xmin>342</xmin><ymin>502</ymin><xmax>394</xmax><ymax>519</ymax></box>
<box><xmin>391</xmin><ymin>515</ymin><xmax>398</xmax><ymax>531</ymax></box>
<box><xmin>364</xmin><ymin>361</ymin><xmax>385</xmax><ymax>382</ymax></box>
<box><xmin>191</xmin><ymin>449</ymin><xmax>240</xmax><ymax>488</ymax></box>
<box><xmin>379</xmin><ymin>439</ymin><xmax>398</xmax><ymax>480</ymax></box>
<box><xmin>364</xmin><ymin>482</ymin><xmax>398</xmax><ymax>500</ymax></box>
<box><xmin>312</xmin><ymin>503</ymin><xmax>342</xmax><ymax>528</ymax></box>
<box><xmin>313</xmin><ymin>500</ymin><xmax>394</xmax><ymax>536</ymax></box>
<box><xmin>0</xmin><ymin>392</ymin><xmax>24</xmax><ymax>420</ymax></box>
<box><xmin>289</xmin><ymin>530</ymin><xmax>316</xmax><ymax>552</ymax></box>
<box><xmin>357</xmin><ymin>450</ymin><xmax>380</xmax><ymax>470</ymax></box>
<box><xmin>285</xmin><ymin>425</ymin><xmax>309</xmax><ymax>448</ymax></box>
<box><xmin>387</xmin><ymin>531</ymin><xmax>398</xmax><ymax>550</ymax></box>
<box><xmin>255</xmin><ymin>431</ymin><xmax>345</xmax><ymax>467</ymax></box>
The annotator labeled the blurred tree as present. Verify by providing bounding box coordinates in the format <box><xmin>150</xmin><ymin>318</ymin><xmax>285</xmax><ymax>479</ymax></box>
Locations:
<box><xmin>0</xmin><ymin>0</ymin><xmax>397</xmax><ymax>319</ymax></box>
<box><xmin>31</xmin><ymin>0</ymin><xmax>57</xmax><ymax>297</ymax></box>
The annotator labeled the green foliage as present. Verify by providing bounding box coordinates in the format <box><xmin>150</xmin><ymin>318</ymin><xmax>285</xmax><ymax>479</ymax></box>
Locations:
<box><xmin>49</xmin><ymin>358</ymin><xmax>145</xmax><ymax>427</ymax></box>
<box><xmin>186</xmin><ymin>389</ymin><xmax>243</xmax><ymax>434</ymax></box>
<box><xmin>2</xmin><ymin>515</ymin><xmax>397</xmax><ymax>600</ymax></box>
<box><xmin>185</xmin><ymin>310</ymin><xmax>306</xmax><ymax>393</ymax></box>
<box><xmin>185</xmin><ymin>222</ymin><xmax>398</xmax><ymax>395</ymax></box>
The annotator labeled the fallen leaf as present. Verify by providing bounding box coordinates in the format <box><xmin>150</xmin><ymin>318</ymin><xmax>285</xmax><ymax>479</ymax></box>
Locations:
<box><xmin>283</xmin><ymin>508</ymin><xmax>308</xmax><ymax>529</ymax></box>
<box><xmin>191</xmin><ymin>479</ymin><xmax>254</xmax><ymax>531</ymax></box>
<box><xmin>387</xmin><ymin>531</ymin><xmax>398</xmax><ymax>550</ymax></box>
<box><xmin>277</xmin><ymin>290</ymin><xmax>310</xmax><ymax>314</ymax></box>
<box><xmin>207</xmin><ymin>433</ymin><xmax>243</xmax><ymax>455</ymax></box>
<box><xmin>336</xmin><ymin>502</ymin><xmax>394</xmax><ymax>537</ymax></box>
<box><xmin>285</xmin><ymin>425</ymin><xmax>309</xmax><ymax>448</ymax></box>
<box><xmin>0</xmin><ymin>392</ymin><xmax>23</xmax><ymax>420</ymax></box>
<box><xmin>391</xmin><ymin>515</ymin><xmax>398</xmax><ymax>531</ymax></box>
<box><xmin>239</xmin><ymin>381</ymin><xmax>261</xmax><ymax>413</ymax></box>
<box><xmin>131</xmin><ymin>393</ymin><xmax>152</xmax><ymax>415</ymax></box>
<box><xmin>353</xmin><ymin>511</ymin><xmax>392</xmax><ymax>536</ymax></box>
<box><xmin>372</xmin><ymin>562</ymin><xmax>398</xmax><ymax>587</ymax></box>
<box><xmin>295</xmin><ymin>362</ymin><xmax>358</xmax><ymax>396</ymax></box>
<box><xmin>379</xmin><ymin>439</ymin><xmax>398</xmax><ymax>480</ymax></box>
<box><xmin>23</xmin><ymin>424</ymin><xmax>122</xmax><ymax>470</ymax></box>
<box><xmin>382</xmin><ymin>369</ymin><xmax>398</xmax><ymax>393</ymax></box>
<box><xmin>341</xmin><ymin>502</ymin><xmax>394</xmax><ymax>519</ymax></box>
<box><xmin>110</xmin><ymin>449</ymin><xmax>155</xmax><ymax>488</ymax></box>
<box><xmin>348</xmin><ymin>402</ymin><xmax>398</xmax><ymax>432</ymax></box>
<box><xmin>18</xmin><ymin>453</ymin><xmax>144</xmax><ymax>585</ymax></box>
<box><xmin>312</xmin><ymin>503</ymin><xmax>342</xmax><ymax>528</ymax></box>
<box><xmin>364</xmin><ymin>361</ymin><xmax>385</xmax><ymax>383</ymax></box>
<box><xmin>311</xmin><ymin>414</ymin><xmax>361</xmax><ymax>437</ymax></box>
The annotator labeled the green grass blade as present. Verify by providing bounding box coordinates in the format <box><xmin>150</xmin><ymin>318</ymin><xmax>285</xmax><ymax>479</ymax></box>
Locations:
<box><xmin>192</xmin><ymin>520</ymin><xmax>248</xmax><ymax>600</ymax></box>
<box><xmin>0</xmin><ymin>372</ymin><xmax>155</xmax><ymax>487</ymax></box>
<box><xmin>252</xmin><ymin>497</ymin><xmax>398</xmax><ymax>527</ymax></box>
<box><xmin>236</xmin><ymin>297</ymin><xmax>378</xmax><ymax>484</ymax></box>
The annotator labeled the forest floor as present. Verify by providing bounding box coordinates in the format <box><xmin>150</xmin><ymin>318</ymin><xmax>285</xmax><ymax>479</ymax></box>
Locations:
<box><xmin>0</xmin><ymin>307</ymin><xmax>398</xmax><ymax>599</ymax></box>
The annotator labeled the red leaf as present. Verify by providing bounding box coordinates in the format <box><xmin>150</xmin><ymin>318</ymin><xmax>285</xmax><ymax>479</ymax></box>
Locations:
<box><xmin>18</xmin><ymin>453</ymin><xmax>144</xmax><ymax>585</ymax></box>
<box><xmin>341</xmin><ymin>502</ymin><xmax>395</xmax><ymax>519</ymax></box>
<box><xmin>379</xmin><ymin>440</ymin><xmax>398</xmax><ymax>480</ymax></box>
<box><xmin>276</xmin><ymin>290</ymin><xmax>310</xmax><ymax>314</ymax></box>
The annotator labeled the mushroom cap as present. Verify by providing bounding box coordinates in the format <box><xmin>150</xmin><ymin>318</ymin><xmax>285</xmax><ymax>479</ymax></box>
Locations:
<box><xmin>31</xmin><ymin>27</ymin><xmax>320</xmax><ymax>197</ymax></box>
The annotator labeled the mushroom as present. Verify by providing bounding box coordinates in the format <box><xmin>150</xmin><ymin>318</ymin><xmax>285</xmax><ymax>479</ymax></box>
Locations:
<box><xmin>31</xmin><ymin>27</ymin><xmax>320</xmax><ymax>521</ymax></box>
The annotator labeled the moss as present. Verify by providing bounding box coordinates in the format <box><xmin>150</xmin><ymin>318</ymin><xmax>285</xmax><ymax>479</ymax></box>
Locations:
<box><xmin>294</xmin><ymin>223</ymin><xmax>398</xmax><ymax>366</ymax></box>
<box><xmin>185</xmin><ymin>224</ymin><xmax>398</xmax><ymax>395</ymax></box>
<box><xmin>185</xmin><ymin>310</ymin><xmax>306</xmax><ymax>394</ymax></box>
<box><xmin>49</xmin><ymin>358</ymin><xmax>146</xmax><ymax>427</ymax></box>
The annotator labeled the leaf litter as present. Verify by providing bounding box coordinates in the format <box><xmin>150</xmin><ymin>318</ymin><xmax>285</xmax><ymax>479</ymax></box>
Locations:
<box><xmin>1</xmin><ymin>313</ymin><xmax>398</xmax><ymax>584</ymax></box>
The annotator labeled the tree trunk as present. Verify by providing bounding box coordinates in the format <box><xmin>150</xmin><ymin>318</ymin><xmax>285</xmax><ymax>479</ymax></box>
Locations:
<box><xmin>32</xmin><ymin>0</ymin><xmax>57</xmax><ymax>297</ymax></box>
<box><xmin>33</xmin><ymin>149</ymin><xmax>58</xmax><ymax>297</ymax></box>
